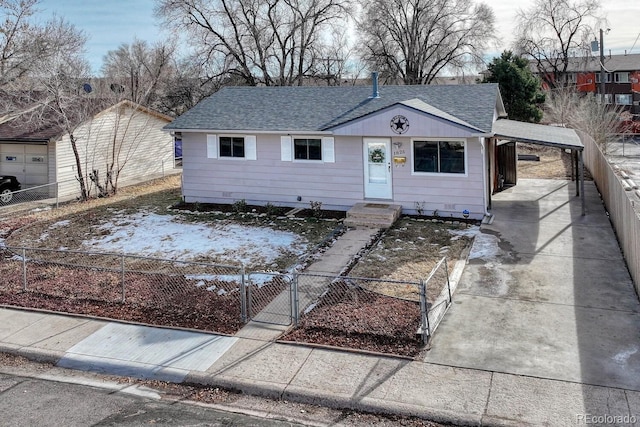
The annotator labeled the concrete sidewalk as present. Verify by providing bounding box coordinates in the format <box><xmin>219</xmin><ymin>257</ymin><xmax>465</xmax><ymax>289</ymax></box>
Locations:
<box><xmin>1</xmin><ymin>180</ymin><xmax>640</xmax><ymax>426</ymax></box>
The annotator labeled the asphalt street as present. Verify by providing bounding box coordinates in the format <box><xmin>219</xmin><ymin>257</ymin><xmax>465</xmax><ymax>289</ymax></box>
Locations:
<box><xmin>0</xmin><ymin>370</ymin><xmax>304</xmax><ymax>427</ymax></box>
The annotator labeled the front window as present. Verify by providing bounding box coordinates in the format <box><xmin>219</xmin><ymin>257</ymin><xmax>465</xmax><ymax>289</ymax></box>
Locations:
<box><xmin>595</xmin><ymin>73</ymin><xmax>612</xmax><ymax>83</ymax></box>
<box><xmin>219</xmin><ymin>136</ymin><xmax>245</xmax><ymax>157</ymax></box>
<box><xmin>597</xmin><ymin>94</ymin><xmax>613</xmax><ymax>104</ymax></box>
<box><xmin>615</xmin><ymin>94</ymin><xmax>633</xmax><ymax>105</ymax></box>
<box><xmin>615</xmin><ymin>72</ymin><xmax>630</xmax><ymax>83</ymax></box>
<box><xmin>413</xmin><ymin>140</ymin><xmax>465</xmax><ymax>174</ymax></box>
<box><xmin>294</xmin><ymin>138</ymin><xmax>322</xmax><ymax>160</ymax></box>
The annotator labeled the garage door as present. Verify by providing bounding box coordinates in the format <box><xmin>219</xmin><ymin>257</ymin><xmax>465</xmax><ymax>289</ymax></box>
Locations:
<box><xmin>0</xmin><ymin>144</ymin><xmax>49</xmax><ymax>186</ymax></box>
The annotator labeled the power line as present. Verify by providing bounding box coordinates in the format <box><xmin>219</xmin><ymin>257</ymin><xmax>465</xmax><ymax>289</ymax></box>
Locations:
<box><xmin>629</xmin><ymin>32</ymin><xmax>640</xmax><ymax>54</ymax></box>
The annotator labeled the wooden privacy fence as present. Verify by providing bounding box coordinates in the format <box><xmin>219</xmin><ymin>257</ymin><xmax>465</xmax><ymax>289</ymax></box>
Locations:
<box><xmin>580</xmin><ymin>131</ymin><xmax>640</xmax><ymax>294</ymax></box>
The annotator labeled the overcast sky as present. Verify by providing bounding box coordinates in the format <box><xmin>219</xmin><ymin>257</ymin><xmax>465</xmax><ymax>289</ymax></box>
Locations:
<box><xmin>36</xmin><ymin>0</ymin><xmax>640</xmax><ymax>74</ymax></box>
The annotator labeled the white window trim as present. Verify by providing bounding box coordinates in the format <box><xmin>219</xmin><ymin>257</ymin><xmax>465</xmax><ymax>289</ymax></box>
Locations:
<box><xmin>410</xmin><ymin>138</ymin><xmax>469</xmax><ymax>177</ymax></box>
<box><xmin>283</xmin><ymin>135</ymin><xmax>335</xmax><ymax>163</ymax></box>
<box><xmin>207</xmin><ymin>134</ymin><xmax>257</xmax><ymax>160</ymax></box>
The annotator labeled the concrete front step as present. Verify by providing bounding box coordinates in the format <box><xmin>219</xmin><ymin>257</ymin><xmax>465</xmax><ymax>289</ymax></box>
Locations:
<box><xmin>344</xmin><ymin>202</ymin><xmax>402</xmax><ymax>228</ymax></box>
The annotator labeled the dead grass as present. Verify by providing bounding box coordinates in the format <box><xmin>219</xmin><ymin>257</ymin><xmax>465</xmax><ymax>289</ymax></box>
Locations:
<box><xmin>517</xmin><ymin>143</ymin><xmax>592</xmax><ymax>180</ymax></box>
<box><xmin>2</xmin><ymin>174</ymin><xmax>341</xmax><ymax>272</ymax></box>
<box><xmin>349</xmin><ymin>217</ymin><xmax>475</xmax><ymax>302</ymax></box>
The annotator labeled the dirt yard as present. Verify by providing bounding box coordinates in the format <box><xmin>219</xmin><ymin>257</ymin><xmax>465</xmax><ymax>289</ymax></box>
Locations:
<box><xmin>517</xmin><ymin>143</ymin><xmax>592</xmax><ymax>180</ymax></box>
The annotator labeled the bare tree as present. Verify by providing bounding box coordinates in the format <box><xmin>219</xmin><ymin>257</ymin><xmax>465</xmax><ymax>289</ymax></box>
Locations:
<box><xmin>20</xmin><ymin>54</ymin><xmax>104</xmax><ymax>201</ymax></box>
<box><xmin>1</xmin><ymin>4</ymin><xmax>99</xmax><ymax>201</ymax></box>
<box><xmin>101</xmin><ymin>39</ymin><xmax>176</xmax><ymax>108</ymax></box>
<box><xmin>158</xmin><ymin>55</ymin><xmax>220</xmax><ymax>116</ymax></box>
<box><xmin>515</xmin><ymin>0</ymin><xmax>603</xmax><ymax>88</ymax></box>
<box><xmin>155</xmin><ymin>0</ymin><xmax>353</xmax><ymax>86</ymax></box>
<box><xmin>357</xmin><ymin>0</ymin><xmax>495</xmax><ymax>85</ymax></box>
<box><xmin>0</xmin><ymin>0</ymin><xmax>86</xmax><ymax>87</ymax></box>
<box><xmin>545</xmin><ymin>88</ymin><xmax>626</xmax><ymax>154</ymax></box>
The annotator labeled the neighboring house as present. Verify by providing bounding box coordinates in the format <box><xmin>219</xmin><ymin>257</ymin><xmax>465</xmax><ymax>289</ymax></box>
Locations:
<box><xmin>0</xmin><ymin>100</ymin><xmax>176</xmax><ymax>199</ymax></box>
<box><xmin>533</xmin><ymin>53</ymin><xmax>640</xmax><ymax>120</ymax></box>
<box><xmin>164</xmin><ymin>76</ymin><xmax>584</xmax><ymax>219</ymax></box>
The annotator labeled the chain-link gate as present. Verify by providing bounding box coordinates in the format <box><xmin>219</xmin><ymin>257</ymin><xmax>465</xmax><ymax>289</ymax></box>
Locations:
<box><xmin>247</xmin><ymin>272</ymin><xmax>294</xmax><ymax>325</ymax></box>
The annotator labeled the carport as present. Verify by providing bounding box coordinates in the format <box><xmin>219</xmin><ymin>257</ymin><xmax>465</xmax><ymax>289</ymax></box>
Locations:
<box><xmin>491</xmin><ymin>119</ymin><xmax>585</xmax><ymax>215</ymax></box>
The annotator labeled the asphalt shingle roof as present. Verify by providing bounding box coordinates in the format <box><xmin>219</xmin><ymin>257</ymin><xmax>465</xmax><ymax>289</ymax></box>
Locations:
<box><xmin>165</xmin><ymin>84</ymin><xmax>501</xmax><ymax>133</ymax></box>
<box><xmin>492</xmin><ymin>119</ymin><xmax>583</xmax><ymax>150</ymax></box>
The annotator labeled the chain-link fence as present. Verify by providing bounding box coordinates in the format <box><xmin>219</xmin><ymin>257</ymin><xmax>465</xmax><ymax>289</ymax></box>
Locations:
<box><xmin>284</xmin><ymin>273</ymin><xmax>425</xmax><ymax>357</ymax></box>
<box><xmin>0</xmin><ymin>245</ymin><xmax>453</xmax><ymax>356</ymax></box>
<box><xmin>0</xmin><ymin>182</ymin><xmax>60</xmax><ymax>212</ymax></box>
<box><xmin>1</xmin><ymin>246</ymin><xmax>246</xmax><ymax>335</ymax></box>
<box><xmin>421</xmin><ymin>257</ymin><xmax>452</xmax><ymax>342</ymax></box>
<box><xmin>247</xmin><ymin>272</ymin><xmax>293</xmax><ymax>325</ymax></box>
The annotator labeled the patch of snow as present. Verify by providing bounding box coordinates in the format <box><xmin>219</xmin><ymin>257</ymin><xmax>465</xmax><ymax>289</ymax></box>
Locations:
<box><xmin>449</xmin><ymin>225</ymin><xmax>480</xmax><ymax>239</ymax></box>
<box><xmin>468</xmin><ymin>231</ymin><xmax>501</xmax><ymax>261</ymax></box>
<box><xmin>249</xmin><ymin>273</ymin><xmax>288</xmax><ymax>288</ymax></box>
<box><xmin>80</xmin><ymin>212</ymin><xmax>308</xmax><ymax>265</ymax></box>
<box><xmin>304</xmin><ymin>301</ymin><xmax>317</xmax><ymax>314</ymax></box>
<box><xmin>50</xmin><ymin>219</ymin><xmax>71</xmax><ymax>228</ymax></box>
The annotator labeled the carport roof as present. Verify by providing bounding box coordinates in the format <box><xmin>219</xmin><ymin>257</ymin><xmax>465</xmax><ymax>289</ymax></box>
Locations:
<box><xmin>492</xmin><ymin>119</ymin><xmax>583</xmax><ymax>151</ymax></box>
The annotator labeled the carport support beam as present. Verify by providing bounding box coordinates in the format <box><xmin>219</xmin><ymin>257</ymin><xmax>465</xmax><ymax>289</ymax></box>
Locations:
<box><xmin>579</xmin><ymin>150</ymin><xmax>585</xmax><ymax>216</ymax></box>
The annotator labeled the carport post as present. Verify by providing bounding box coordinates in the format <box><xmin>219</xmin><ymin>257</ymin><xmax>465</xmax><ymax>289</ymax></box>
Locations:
<box><xmin>579</xmin><ymin>150</ymin><xmax>585</xmax><ymax>216</ymax></box>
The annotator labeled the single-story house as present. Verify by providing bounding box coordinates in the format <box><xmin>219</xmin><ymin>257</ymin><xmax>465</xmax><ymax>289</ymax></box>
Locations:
<box><xmin>164</xmin><ymin>76</ymin><xmax>584</xmax><ymax>220</ymax></box>
<box><xmin>0</xmin><ymin>100</ymin><xmax>176</xmax><ymax>199</ymax></box>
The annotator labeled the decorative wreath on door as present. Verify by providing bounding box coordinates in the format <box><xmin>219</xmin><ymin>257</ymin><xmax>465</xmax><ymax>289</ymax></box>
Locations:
<box><xmin>369</xmin><ymin>147</ymin><xmax>385</xmax><ymax>163</ymax></box>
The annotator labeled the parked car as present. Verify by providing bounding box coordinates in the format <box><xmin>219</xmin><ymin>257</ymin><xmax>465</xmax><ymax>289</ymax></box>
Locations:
<box><xmin>0</xmin><ymin>175</ymin><xmax>21</xmax><ymax>204</ymax></box>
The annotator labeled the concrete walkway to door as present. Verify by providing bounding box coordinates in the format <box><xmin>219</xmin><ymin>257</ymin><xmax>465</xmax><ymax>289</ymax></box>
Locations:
<box><xmin>424</xmin><ymin>179</ymin><xmax>640</xmax><ymax>392</ymax></box>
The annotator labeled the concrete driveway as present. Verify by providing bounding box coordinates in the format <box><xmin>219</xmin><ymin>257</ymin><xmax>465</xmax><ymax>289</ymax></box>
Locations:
<box><xmin>424</xmin><ymin>179</ymin><xmax>640</xmax><ymax>392</ymax></box>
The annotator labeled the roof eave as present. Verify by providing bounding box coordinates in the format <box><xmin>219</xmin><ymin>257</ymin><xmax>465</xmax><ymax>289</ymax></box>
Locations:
<box><xmin>163</xmin><ymin>127</ymin><xmax>333</xmax><ymax>135</ymax></box>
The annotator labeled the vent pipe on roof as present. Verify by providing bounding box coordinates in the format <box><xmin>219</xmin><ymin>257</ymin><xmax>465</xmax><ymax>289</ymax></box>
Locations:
<box><xmin>370</xmin><ymin>71</ymin><xmax>380</xmax><ymax>98</ymax></box>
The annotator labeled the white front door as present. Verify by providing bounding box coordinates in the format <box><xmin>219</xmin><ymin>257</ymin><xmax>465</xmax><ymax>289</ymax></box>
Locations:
<box><xmin>363</xmin><ymin>138</ymin><xmax>392</xmax><ymax>199</ymax></box>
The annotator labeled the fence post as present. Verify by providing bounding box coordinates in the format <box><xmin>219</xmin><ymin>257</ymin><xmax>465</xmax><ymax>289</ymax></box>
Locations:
<box><xmin>444</xmin><ymin>257</ymin><xmax>452</xmax><ymax>303</ymax></box>
<box><xmin>420</xmin><ymin>279</ymin><xmax>430</xmax><ymax>344</ymax></box>
<box><xmin>121</xmin><ymin>254</ymin><xmax>126</xmax><ymax>303</ymax></box>
<box><xmin>240</xmin><ymin>267</ymin><xmax>247</xmax><ymax>323</ymax></box>
<box><xmin>21</xmin><ymin>248</ymin><xmax>27</xmax><ymax>291</ymax></box>
<box><xmin>292</xmin><ymin>273</ymin><xmax>299</xmax><ymax>326</ymax></box>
